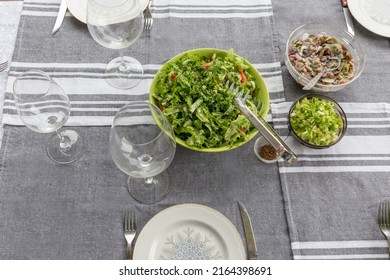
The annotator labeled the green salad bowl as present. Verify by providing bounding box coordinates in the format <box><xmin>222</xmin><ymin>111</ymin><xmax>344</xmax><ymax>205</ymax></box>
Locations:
<box><xmin>149</xmin><ymin>48</ymin><xmax>270</xmax><ymax>152</ymax></box>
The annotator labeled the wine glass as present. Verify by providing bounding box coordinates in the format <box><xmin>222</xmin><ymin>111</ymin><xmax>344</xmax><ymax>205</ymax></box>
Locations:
<box><xmin>13</xmin><ymin>70</ymin><xmax>84</xmax><ymax>164</ymax></box>
<box><xmin>109</xmin><ymin>101</ymin><xmax>176</xmax><ymax>204</ymax></box>
<box><xmin>87</xmin><ymin>0</ymin><xmax>144</xmax><ymax>89</ymax></box>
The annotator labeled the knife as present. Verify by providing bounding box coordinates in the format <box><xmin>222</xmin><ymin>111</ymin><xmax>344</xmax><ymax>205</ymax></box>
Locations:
<box><xmin>52</xmin><ymin>0</ymin><xmax>68</xmax><ymax>35</ymax></box>
<box><xmin>340</xmin><ymin>0</ymin><xmax>355</xmax><ymax>36</ymax></box>
<box><xmin>238</xmin><ymin>201</ymin><xmax>258</xmax><ymax>260</ymax></box>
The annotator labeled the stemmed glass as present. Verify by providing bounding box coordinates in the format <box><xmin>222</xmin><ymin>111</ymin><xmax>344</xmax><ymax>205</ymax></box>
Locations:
<box><xmin>13</xmin><ymin>70</ymin><xmax>84</xmax><ymax>164</ymax></box>
<box><xmin>87</xmin><ymin>0</ymin><xmax>144</xmax><ymax>89</ymax></box>
<box><xmin>109</xmin><ymin>101</ymin><xmax>176</xmax><ymax>204</ymax></box>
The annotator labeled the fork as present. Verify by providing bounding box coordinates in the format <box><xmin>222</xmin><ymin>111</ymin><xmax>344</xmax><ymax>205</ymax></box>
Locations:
<box><xmin>228</xmin><ymin>81</ymin><xmax>297</xmax><ymax>163</ymax></box>
<box><xmin>143</xmin><ymin>0</ymin><xmax>153</xmax><ymax>31</ymax></box>
<box><xmin>379</xmin><ymin>201</ymin><xmax>390</xmax><ymax>258</ymax></box>
<box><xmin>0</xmin><ymin>61</ymin><xmax>8</xmax><ymax>72</ymax></box>
<box><xmin>124</xmin><ymin>210</ymin><xmax>137</xmax><ymax>260</ymax></box>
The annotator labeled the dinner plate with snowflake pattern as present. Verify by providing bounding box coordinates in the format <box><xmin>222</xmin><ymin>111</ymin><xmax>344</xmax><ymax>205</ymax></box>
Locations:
<box><xmin>132</xmin><ymin>204</ymin><xmax>246</xmax><ymax>260</ymax></box>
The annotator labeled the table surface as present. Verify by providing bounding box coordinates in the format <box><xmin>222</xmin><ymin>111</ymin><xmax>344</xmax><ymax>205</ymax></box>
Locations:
<box><xmin>0</xmin><ymin>0</ymin><xmax>389</xmax><ymax>260</ymax></box>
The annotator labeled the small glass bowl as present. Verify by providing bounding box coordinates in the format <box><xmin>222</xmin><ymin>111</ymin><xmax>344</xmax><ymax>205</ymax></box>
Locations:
<box><xmin>254</xmin><ymin>136</ymin><xmax>281</xmax><ymax>163</ymax></box>
<box><xmin>288</xmin><ymin>93</ymin><xmax>347</xmax><ymax>149</ymax></box>
<box><xmin>285</xmin><ymin>22</ymin><xmax>365</xmax><ymax>92</ymax></box>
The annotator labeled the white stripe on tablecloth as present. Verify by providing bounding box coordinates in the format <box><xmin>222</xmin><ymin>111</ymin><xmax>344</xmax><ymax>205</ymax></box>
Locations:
<box><xmin>2</xmin><ymin>115</ymin><xmax>274</xmax><ymax>126</ymax></box>
<box><xmin>270</xmin><ymin>97</ymin><xmax>286</xmax><ymax>104</ymax></box>
<box><xmin>6</xmin><ymin>76</ymin><xmax>151</xmax><ymax>96</ymax></box>
<box><xmin>3</xmin><ymin>61</ymin><xmax>283</xmax><ymax>126</ymax></box>
<box><xmin>21</xmin><ymin>0</ymin><xmax>273</xmax><ymax>19</ymax></box>
<box><xmin>10</xmin><ymin>62</ymin><xmax>159</xmax><ymax>71</ymax></box>
<box><xmin>294</xmin><ymin>254</ymin><xmax>389</xmax><ymax>260</ymax></box>
<box><xmin>23</xmin><ymin>0</ymin><xmax>273</xmax><ymax>6</ymax></box>
<box><xmin>10</xmin><ymin>62</ymin><xmax>281</xmax><ymax>71</ymax></box>
<box><xmin>347</xmin><ymin>124</ymin><xmax>390</xmax><ymax>128</ymax></box>
<box><xmin>23</xmin><ymin>0</ymin><xmax>62</xmax><ymax>3</ymax></box>
<box><xmin>3</xmin><ymin>105</ymin><xmax>121</xmax><ymax>112</ymax></box>
<box><xmin>283</xmin><ymin>135</ymin><xmax>390</xmax><ymax>155</ymax></box>
<box><xmin>274</xmin><ymin>117</ymin><xmax>390</xmax><ymax>123</ymax></box>
<box><xmin>274</xmin><ymin>124</ymin><xmax>390</xmax><ymax>129</ymax></box>
<box><xmin>291</xmin><ymin>241</ymin><xmax>389</xmax><ymax>259</ymax></box>
<box><xmin>292</xmin><ymin>240</ymin><xmax>388</xmax><ymax>249</ymax></box>
<box><xmin>272</xmin><ymin>101</ymin><xmax>390</xmax><ymax>114</ymax></box>
<box><xmin>21</xmin><ymin>10</ymin><xmax>274</xmax><ymax>19</ymax></box>
<box><xmin>275</xmin><ymin>124</ymin><xmax>390</xmax><ymax>130</ymax></box>
<box><xmin>2</xmin><ymin>114</ymin><xmax>116</xmax><ymax>127</ymax></box>
<box><xmin>23</xmin><ymin>4</ymin><xmax>58</xmax><ymax>9</ymax></box>
<box><xmin>295</xmin><ymin>156</ymin><xmax>390</xmax><ymax>162</ymax></box>
<box><xmin>276</xmin><ymin>135</ymin><xmax>390</xmax><ymax>172</ymax></box>
<box><xmin>152</xmin><ymin>5</ymin><xmax>271</xmax><ymax>11</ymax></box>
<box><xmin>23</xmin><ymin>4</ymin><xmax>272</xmax><ymax>11</ymax></box>
<box><xmin>151</xmin><ymin>12</ymin><xmax>274</xmax><ymax>19</ymax></box>
<box><xmin>5</xmin><ymin>100</ymin><xmax>131</xmax><ymax>106</ymax></box>
<box><xmin>8</xmin><ymin>71</ymin><xmax>281</xmax><ymax>80</ymax></box>
<box><xmin>346</xmin><ymin>118</ymin><xmax>390</xmax><ymax>122</ymax></box>
<box><xmin>280</xmin><ymin>165</ymin><xmax>390</xmax><ymax>173</ymax></box>
<box><xmin>155</xmin><ymin>0</ymin><xmax>272</xmax><ymax>5</ymax></box>
<box><xmin>272</xmin><ymin>102</ymin><xmax>390</xmax><ymax>131</ymax></box>
<box><xmin>7</xmin><ymin>62</ymin><xmax>283</xmax><ymax>88</ymax></box>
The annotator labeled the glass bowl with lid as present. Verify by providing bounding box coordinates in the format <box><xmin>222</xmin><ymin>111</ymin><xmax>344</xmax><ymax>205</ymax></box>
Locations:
<box><xmin>285</xmin><ymin>22</ymin><xmax>365</xmax><ymax>92</ymax></box>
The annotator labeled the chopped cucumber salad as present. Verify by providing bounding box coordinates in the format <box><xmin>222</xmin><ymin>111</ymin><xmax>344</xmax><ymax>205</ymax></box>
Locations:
<box><xmin>289</xmin><ymin>97</ymin><xmax>343</xmax><ymax>146</ymax></box>
<box><xmin>152</xmin><ymin>49</ymin><xmax>262</xmax><ymax>149</ymax></box>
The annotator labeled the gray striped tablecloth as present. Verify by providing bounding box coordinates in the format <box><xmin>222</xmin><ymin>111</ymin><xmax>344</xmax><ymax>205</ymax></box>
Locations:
<box><xmin>271</xmin><ymin>0</ymin><xmax>390</xmax><ymax>260</ymax></box>
<box><xmin>0</xmin><ymin>0</ymin><xmax>293</xmax><ymax>259</ymax></box>
<box><xmin>3</xmin><ymin>0</ymin><xmax>389</xmax><ymax>261</ymax></box>
<box><xmin>272</xmin><ymin>102</ymin><xmax>390</xmax><ymax>259</ymax></box>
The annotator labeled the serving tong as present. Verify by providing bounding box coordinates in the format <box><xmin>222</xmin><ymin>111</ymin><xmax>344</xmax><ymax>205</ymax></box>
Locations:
<box><xmin>228</xmin><ymin>82</ymin><xmax>298</xmax><ymax>163</ymax></box>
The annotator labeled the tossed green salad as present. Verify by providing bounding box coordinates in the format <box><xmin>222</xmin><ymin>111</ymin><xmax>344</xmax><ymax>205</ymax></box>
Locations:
<box><xmin>289</xmin><ymin>97</ymin><xmax>343</xmax><ymax>146</ymax></box>
<box><xmin>152</xmin><ymin>49</ymin><xmax>261</xmax><ymax>149</ymax></box>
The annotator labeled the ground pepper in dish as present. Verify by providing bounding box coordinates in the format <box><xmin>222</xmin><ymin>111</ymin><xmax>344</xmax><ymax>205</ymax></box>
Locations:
<box><xmin>259</xmin><ymin>144</ymin><xmax>277</xmax><ymax>160</ymax></box>
<box><xmin>288</xmin><ymin>33</ymin><xmax>355</xmax><ymax>85</ymax></box>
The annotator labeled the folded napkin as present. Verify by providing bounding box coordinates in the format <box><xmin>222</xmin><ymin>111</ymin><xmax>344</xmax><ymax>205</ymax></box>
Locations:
<box><xmin>271</xmin><ymin>102</ymin><xmax>390</xmax><ymax>259</ymax></box>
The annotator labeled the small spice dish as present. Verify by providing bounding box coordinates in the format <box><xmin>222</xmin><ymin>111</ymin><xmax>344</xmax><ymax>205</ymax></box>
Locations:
<box><xmin>254</xmin><ymin>136</ymin><xmax>280</xmax><ymax>163</ymax></box>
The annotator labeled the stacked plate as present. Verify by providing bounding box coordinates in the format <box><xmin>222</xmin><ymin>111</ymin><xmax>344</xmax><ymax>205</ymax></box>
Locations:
<box><xmin>65</xmin><ymin>0</ymin><xmax>150</xmax><ymax>24</ymax></box>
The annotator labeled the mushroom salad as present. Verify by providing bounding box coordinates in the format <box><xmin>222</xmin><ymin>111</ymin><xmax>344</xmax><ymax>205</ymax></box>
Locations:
<box><xmin>288</xmin><ymin>33</ymin><xmax>355</xmax><ymax>86</ymax></box>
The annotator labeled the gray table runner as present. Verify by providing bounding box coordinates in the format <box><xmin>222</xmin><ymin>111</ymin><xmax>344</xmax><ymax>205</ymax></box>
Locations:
<box><xmin>0</xmin><ymin>0</ymin><xmax>293</xmax><ymax>259</ymax></box>
<box><xmin>271</xmin><ymin>0</ymin><xmax>390</xmax><ymax>259</ymax></box>
<box><xmin>2</xmin><ymin>0</ymin><xmax>285</xmax><ymax>126</ymax></box>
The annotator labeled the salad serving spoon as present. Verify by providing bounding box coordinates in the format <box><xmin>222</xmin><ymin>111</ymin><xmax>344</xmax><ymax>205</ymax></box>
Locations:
<box><xmin>303</xmin><ymin>57</ymin><xmax>341</xmax><ymax>91</ymax></box>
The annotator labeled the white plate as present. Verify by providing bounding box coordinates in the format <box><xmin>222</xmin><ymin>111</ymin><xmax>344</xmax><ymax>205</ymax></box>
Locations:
<box><xmin>65</xmin><ymin>0</ymin><xmax>149</xmax><ymax>24</ymax></box>
<box><xmin>133</xmin><ymin>204</ymin><xmax>246</xmax><ymax>260</ymax></box>
<box><xmin>348</xmin><ymin>0</ymin><xmax>390</xmax><ymax>37</ymax></box>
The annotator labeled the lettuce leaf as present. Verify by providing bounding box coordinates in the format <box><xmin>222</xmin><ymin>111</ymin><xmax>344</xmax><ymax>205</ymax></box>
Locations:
<box><xmin>153</xmin><ymin>49</ymin><xmax>259</xmax><ymax>148</ymax></box>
